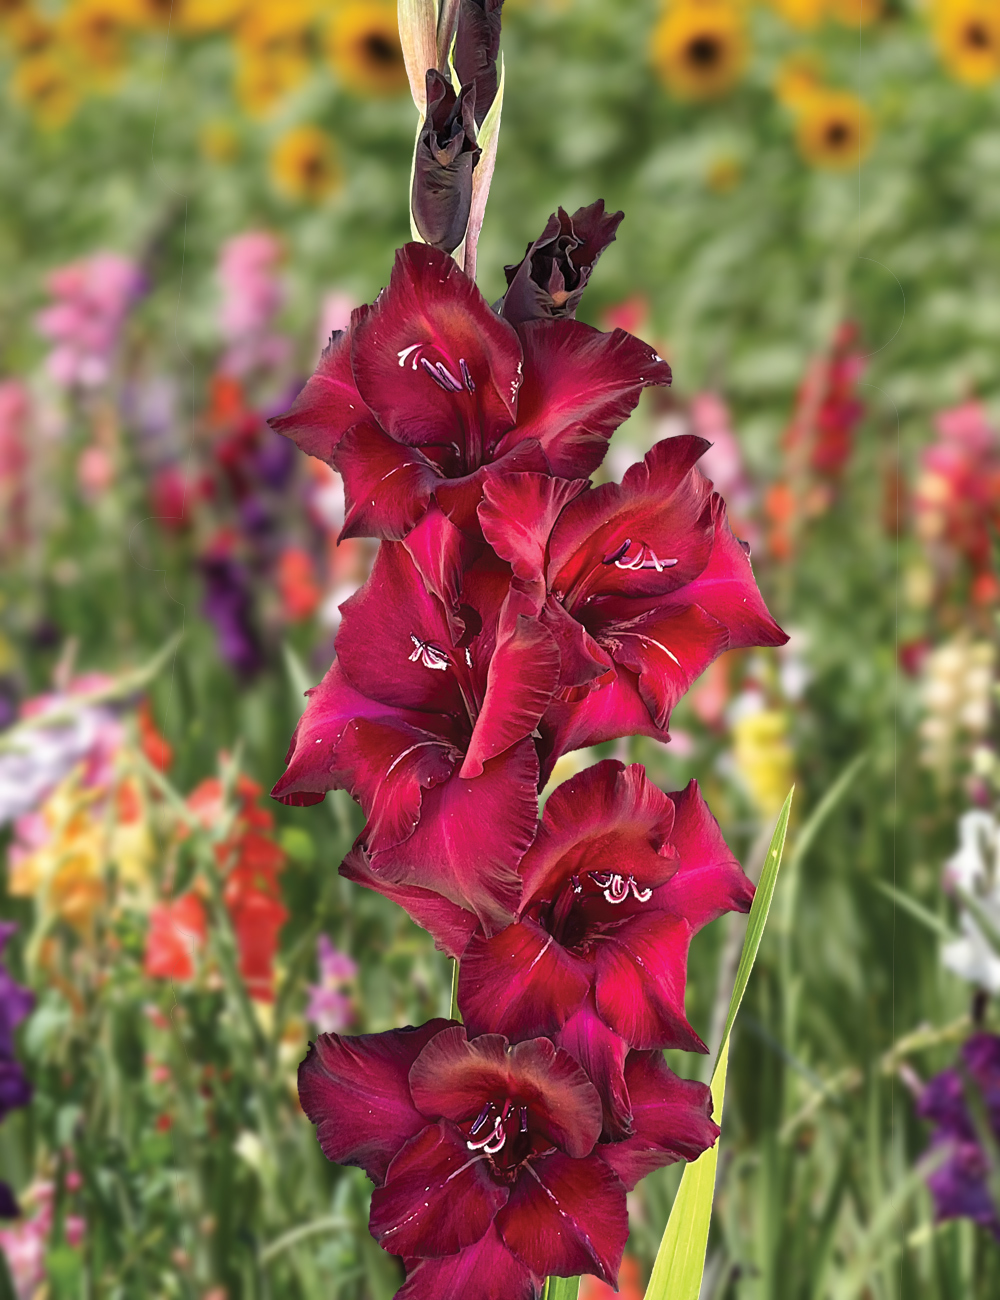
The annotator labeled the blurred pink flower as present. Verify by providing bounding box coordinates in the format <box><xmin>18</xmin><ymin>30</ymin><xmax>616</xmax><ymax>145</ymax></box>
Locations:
<box><xmin>0</xmin><ymin>1182</ymin><xmax>85</xmax><ymax>1300</ymax></box>
<box><xmin>316</xmin><ymin>290</ymin><xmax>357</xmax><ymax>359</ymax></box>
<box><xmin>36</xmin><ymin>253</ymin><xmax>144</xmax><ymax>389</ymax></box>
<box><xmin>305</xmin><ymin>935</ymin><xmax>357</xmax><ymax>1034</ymax></box>
<box><xmin>76</xmin><ymin>445</ymin><xmax>114</xmax><ymax>497</ymax></box>
<box><xmin>217</xmin><ymin>232</ymin><xmax>291</xmax><ymax>377</ymax></box>
<box><xmin>690</xmin><ymin>391</ymin><xmax>758</xmax><ymax>546</ymax></box>
<box><xmin>0</xmin><ymin>382</ymin><xmax>29</xmax><ymax>552</ymax></box>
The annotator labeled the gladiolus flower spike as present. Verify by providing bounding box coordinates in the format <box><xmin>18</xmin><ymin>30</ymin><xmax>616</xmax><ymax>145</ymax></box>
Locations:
<box><xmin>275</xmin><ymin>3</ymin><xmax>788</xmax><ymax>1294</ymax></box>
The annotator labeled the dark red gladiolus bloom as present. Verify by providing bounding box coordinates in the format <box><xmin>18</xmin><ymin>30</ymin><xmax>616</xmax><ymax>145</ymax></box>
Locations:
<box><xmin>498</xmin><ymin>200</ymin><xmax>624</xmax><ymax>328</ymax></box>
<box><xmin>298</xmin><ymin>1020</ymin><xmax>631</xmax><ymax>1297</ymax></box>
<box><xmin>479</xmin><ymin>436</ymin><xmax>787</xmax><ymax>776</ymax></box>
<box><xmin>268</xmin><ymin>243</ymin><xmax>670</xmax><ymax>548</ymax></box>
<box><xmin>271</xmin><ymin>528</ymin><xmax>559</xmax><ymax>933</ymax></box>
<box><xmin>456</xmin><ymin>761</ymin><xmax>752</xmax><ymax>1132</ymax></box>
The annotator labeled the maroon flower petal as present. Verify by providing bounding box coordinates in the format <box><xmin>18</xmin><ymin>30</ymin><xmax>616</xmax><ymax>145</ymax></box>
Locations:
<box><xmin>547</xmin><ymin>435</ymin><xmax>714</xmax><ymax>606</ymax></box>
<box><xmin>554</xmin><ymin>994</ymin><xmax>631</xmax><ymax>1141</ymax></box>
<box><xmin>340</xmin><ymin>845</ymin><xmax>478</xmax><ymax>959</ymax></box>
<box><xmin>595</xmin><ymin>912</ymin><xmax>706</xmax><ymax>1052</ymax></box>
<box><xmin>656</xmin><ymin>780</ymin><xmax>754</xmax><ymax>929</ymax></box>
<box><xmin>460</xmin><ymin>615</ymin><xmax>560</xmax><ymax>778</ymax></box>
<box><xmin>434</xmin><ymin>440</ymin><xmax>552</xmax><ymax>534</ymax></box>
<box><xmin>336</xmin><ymin>544</ymin><xmax>465</xmax><ymax>716</ymax></box>
<box><xmin>595</xmin><ymin>602</ymin><xmax>730</xmax><ymax>731</ymax></box>
<box><xmin>351</xmin><ymin>244</ymin><xmax>521</xmax><ymax>465</ymax></box>
<box><xmin>370</xmin><ymin>741</ymin><xmax>537</xmax><ymax>935</ymax></box>
<box><xmin>269</xmin><ymin>661</ymin><xmax>458</xmax><ymax>813</ymax></box>
<box><xmin>495</xmin><ymin>322</ymin><xmax>671</xmax><ymax>478</ymax></box>
<box><xmin>297</xmin><ymin>1020</ymin><xmax>453</xmax><ymax>1184</ymax></box>
<box><xmin>539</xmin><ymin>595</ymin><xmax>614</xmax><ymax>692</ymax></box>
<box><xmin>665</xmin><ymin>494</ymin><xmax>788</xmax><ymax>649</ymax></box>
<box><xmin>520</xmin><ymin>760</ymin><xmax>679</xmax><ymax>908</ymax></box>
<box><xmin>496</xmin><ymin>1150</ymin><xmax>628</xmax><ymax>1283</ymax></box>
<box><xmin>478</xmin><ymin>472</ymin><xmax>589</xmax><ymax>585</ymax></box>
<box><xmin>268</xmin><ymin>314</ymin><xmax>370</xmax><ymax>462</ymax></box>
<box><xmin>398</xmin><ymin>1225</ymin><xmax>542</xmax><ymax>1300</ymax></box>
<box><xmin>333</xmin><ymin>422</ymin><xmax>440</xmax><ymax>541</ymax></box>
<box><xmin>408</xmin><ymin>1027</ymin><xmax>603</xmax><ymax>1158</ymax></box>
<box><xmin>370</xmin><ymin>1118</ymin><xmax>508</xmax><ymax>1257</ymax></box>
<box><xmin>538</xmin><ymin>665</ymin><xmax>671</xmax><ymax>785</ymax></box>
<box><xmin>402</xmin><ymin>503</ymin><xmax>480</xmax><ymax>642</ymax></box>
<box><xmin>458</xmin><ymin>917</ymin><xmax>592</xmax><ymax>1038</ymax></box>
<box><xmin>597</xmin><ymin>1051</ymin><xmax>719</xmax><ymax>1191</ymax></box>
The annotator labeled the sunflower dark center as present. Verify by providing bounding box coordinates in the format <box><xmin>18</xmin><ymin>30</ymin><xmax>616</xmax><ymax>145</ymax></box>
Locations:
<box><xmin>363</xmin><ymin>32</ymin><xmax>400</xmax><ymax>66</ymax></box>
<box><xmin>687</xmin><ymin>35</ymin><xmax>722</xmax><ymax>68</ymax></box>
<box><xmin>965</xmin><ymin>21</ymin><xmax>992</xmax><ymax>49</ymax></box>
<box><xmin>826</xmin><ymin>120</ymin><xmax>850</xmax><ymax>147</ymax></box>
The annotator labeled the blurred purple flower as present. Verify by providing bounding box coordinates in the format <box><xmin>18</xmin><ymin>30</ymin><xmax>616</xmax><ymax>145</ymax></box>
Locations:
<box><xmin>36</xmin><ymin>253</ymin><xmax>145</xmax><ymax>389</ymax></box>
<box><xmin>305</xmin><ymin>936</ymin><xmax>357</xmax><ymax>1034</ymax></box>
<box><xmin>217</xmin><ymin>233</ymin><xmax>291</xmax><ymax>378</ymax></box>
<box><xmin>918</xmin><ymin>1032</ymin><xmax>1000</xmax><ymax>1238</ymax></box>
<box><xmin>200</xmin><ymin>553</ymin><xmax>265</xmax><ymax>678</ymax></box>
<box><xmin>0</xmin><ymin>922</ymin><xmax>32</xmax><ymax>1222</ymax></box>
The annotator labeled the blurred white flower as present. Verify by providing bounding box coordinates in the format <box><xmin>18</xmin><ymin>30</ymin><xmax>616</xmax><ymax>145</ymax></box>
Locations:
<box><xmin>941</xmin><ymin>810</ymin><xmax>1000</xmax><ymax>992</ymax></box>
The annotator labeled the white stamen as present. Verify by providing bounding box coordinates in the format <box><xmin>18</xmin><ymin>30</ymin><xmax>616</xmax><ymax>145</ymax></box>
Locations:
<box><xmin>397</xmin><ymin>344</ymin><xmax>421</xmax><ymax>367</ymax></box>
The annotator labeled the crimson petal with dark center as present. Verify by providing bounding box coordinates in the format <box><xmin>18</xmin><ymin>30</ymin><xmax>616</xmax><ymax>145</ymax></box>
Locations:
<box><xmin>297</xmin><ymin>1020</ymin><xmax>454</xmax><ymax>1184</ymax></box>
<box><xmin>554</xmin><ymin>994</ymin><xmax>631</xmax><ymax>1140</ymax></box>
<box><xmin>398</xmin><ymin>1225</ymin><xmax>542</xmax><ymax>1300</ymax></box>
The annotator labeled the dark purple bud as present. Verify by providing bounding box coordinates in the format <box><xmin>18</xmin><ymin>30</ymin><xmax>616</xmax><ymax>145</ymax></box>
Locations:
<box><xmin>412</xmin><ymin>69</ymin><xmax>481</xmax><ymax>254</ymax></box>
<box><xmin>453</xmin><ymin>0</ymin><xmax>503</xmax><ymax>128</ymax></box>
<box><xmin>0</xmin><ymin>1180</ymin><xmax>19</xmax><ymax>1219</ymax></box>
<box><xmin>498</xmin><ymin>200</ymin><xmax>624</xmax><ymax>326</ymax></box>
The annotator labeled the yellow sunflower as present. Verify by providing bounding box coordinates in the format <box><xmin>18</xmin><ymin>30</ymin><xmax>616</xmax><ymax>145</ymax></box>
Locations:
<box><xmin>795</xmin><ymin>87</ymin><xmax>874</xmax><ymax>168</ymax></box>
<box><xmin>933</xmin><ymin>0</ymin><xmax>1000</xmax><ymax>85</ymax></box>
<box><xmin>326</xmin><ymin>1</ymin><xmax>408</xmax><ymax>97</ymax></box>
<box><xmin>826</xmin><ymin>0</ymin><xmax>881</xmax><ymax>25</ymax></box>
<box><xmin>176</xmin><ymin>0</ymin><xmax>248</xmax><ymax>33</ymax></box>
<box><xmin>11</xmin><ymin>52</ymin><xmax>80</xmax><ymax>127</ymax></box>
<box><xmin>124</xmin><ymin>0</ymin><xmax>177</xmax><ymax>26</ymax></box>
<box><xmin>61</xmin><ymin>0</ymin><xmax>131</xmax><ymax>78</ymax></box>
<box><xmin>774</xmin><ymin>50</ymin><xmax>824</xmax><ymax>108</ymax></box>
<box><xmin>235</xmin><ymin>1</ymin><xmax>314</xmax><ymax>110</ymax></box>
<box><xmin>4</xmin><ymin>8</ymin><xmax>56</xmax><ymax>56</ymax></box>
<box><xmin>768</xmin><ymin>0</ymin><xmax>827</xmax><ymax>30</ymax></box>
<box><xmin>651</xmin><ymin>0</ymin><xmax>749</xmax><ymax>102</ymax></box>
<box><xmin>271</xmin><ymin>124</ymin><xmax>341</xmax><ymax>202</ymax></box>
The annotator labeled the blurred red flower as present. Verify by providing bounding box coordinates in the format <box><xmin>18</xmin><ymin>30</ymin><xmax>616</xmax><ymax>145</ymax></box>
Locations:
<box><xmin>144</xmin><ymin>893</ymin><xmax>207</xmax><ymax>981</ymax></box>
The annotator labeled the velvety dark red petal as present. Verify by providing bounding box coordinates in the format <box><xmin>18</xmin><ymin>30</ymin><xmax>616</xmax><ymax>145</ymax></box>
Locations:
<box><xmin>653</xmin><ymin>780</ymin><xmax>754</xmax><ymax>929</ymax></box>
<box><xmin>547</xmin><ymin>436</ymin><xmax>714</xmax><ymax>607</ymax></box>
<box><xmin>270</xmin><ymin>661</ymin><xmax>458</xmax><ymax>812</ymax></box>
<box><xmin>478</xmin><ymin>472</ymin><xmax>589</xmax><ymax>584</ymax></box>
<box><xmin>402</xmin><ymin>503</ymin><xmax>480</xmax><ymax>642</ymax></box>
<box><xmin>340</xmin><ymin>845</ymin><xmax>478</xmax><ymax>959</ymax></box>
<box><xmin>297</xmin><ymin>1020</ymin><xmax>453</xmax><ymax>1184</ymax></box>
<box><xmin>597</xmin><ymin>1051</ymin><xmax>719</xmax><ymax>1191</ymax></box>
<box><xmin>539</xmin><ymin>595</ymin><xmax>614</xmax><ymax>691</ymax></box>
<box><xmin>595</xmin><ymin>912</ymin><xmax>705</xmax><ymax>1052</ymax></box>
<box><xmin>664</xmin><ymin>494</ymin><xmax>788</xmax><ymax>649</ymax></box>
<box><xmin>408</xmin><ymin>1027</ymin><xmax>603</xmax><ymax>1158</ymax></box>
<box><xmin>460</xmin><ymin>615</ymin><xmax>560</xmax><ymax>778</ymax></box>
<box><xmin>333</xmin><ymin>421</ymin><xmax>440</xmax><ymax>541</ymax></box>
<box><xmin>268</xmin><ymin>313</ymin><xmax>370</xmax><ymax>462</ymax></box>
<box><xmin>370</xmin><ymin>1118</ymin><xmax>508</xmax><ymax>1257</ymax></box>
<box><xmin>370</xmin><ymin>741</ymin><xmax>537</xmax><ymax>935</ymax></box>
<box><xmin>520</xmin><ymin>760</ymin><xmax>679</xmax><ymax>907</ymax></box>
<box><xmin>594</xmin><ymin>602</ymin><xmax>730</xmax><ymax>731</ymax></box>
<box><xmin>336</xmin><ymin>544</ymin><xmax>465</xmax><ymax>716</ymax></box>
<box><xmin>458</xmin><ymin>917</ymin><xmax>592</xmax><ymax>1038</ymax></box>
<box><xmin>494</xmin><ymin>321</ymin><xmax>671</xmax><ymax>478</ymax></box>
<box><xmin>537</xmin><ymin>667</ymin><xmax>671</xmax><ymax>786</ymax></box>
<box><xmin>554</xmin><ymin>994</ymin><xmax>631</xmax><ymax>1141</ymax></box>
<box><xmin>434</xmin><ymin>440</ymin><xmax>551</xmax><ymax>534</ymax></box>
<box><xmin>497</xmin><ymin>1151</ymin><xmax>628</xmax><ymax>1283</ymax></box>
<box><xmin>351</xmin><ymin>244</ymin><xmax>521</xmax><ymax>466</ymax></box>
<box><xmin>398</xmin><ymin>1225</ymin><xmax>542</xmax><ymax>1300</ymax></box>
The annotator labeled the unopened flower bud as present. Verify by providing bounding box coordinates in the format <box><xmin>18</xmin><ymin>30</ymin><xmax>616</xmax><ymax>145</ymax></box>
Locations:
<box><xmin>498</xmin><ymin>199</ymin><xmax>623</xmax><ymax>326</ymax></box>
<box><xmin>412</xmin><ymin>69</ymin><xmax>481</xmax><ymax>253</ymax></box>
<box><xmin>453</xmin><ymin>0</ymin><xmax>504</xmax><ymax>127</ymax></box>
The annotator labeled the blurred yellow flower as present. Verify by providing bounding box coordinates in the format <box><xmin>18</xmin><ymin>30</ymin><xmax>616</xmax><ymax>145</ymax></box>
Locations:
<box><xmin>271</xmin><ymin>125</ymin><xmax>342</xmax><ymax>202</ymax></box>
<box><xmin>9</xmin><ymin>779</ymin><xmax>106</xmax><ymax>930</ymax></box>
<box><xmin>933</xmin><ymin>0</ymin><xmax>1000</xmax><ymax>85</ymax></box>
<box><xmin>235</xmin><ymin>54</ymin><xmax>302</xmax><ymax>115</ymax></box>
<box><xmin>176</xmin><ymin>0</ymin><xmax>248</xmax><ymax>33</ymax></box>
<box><xmin>200</xmin><ymin>119</ymin><xmax>240</xmax><ymax>161</ymax></box>
<box><xmin>61</xmin><ymin>0</ymin><xmax>131</xmax><ymax>78</ymax></box>
<box><xmin>706</xmin><ymin>154</ymin><xmax>742</xmax><ymax>191</ymax></box>
<box><xmin>4</xmin><ymin>8</ymin><xmax>56</xmax><ymax>56</ymax></box>
<box><xmin>652</xmin><ymin>0</ymin><xmax>749</xmax><ymax>102</ymax></box>
<box><xmin>826</xmin><ymin>0</ymin><xmax>881</xmax><ymax>25</ymax></box>
<box><xmin>326</xmin><ymin>1</ymin><xmax>408</xmax><ymax>97</ymax></box>
<box><xmin>235</xmin><ymin>3</ymin><xmax>315</xmax><ymax>112</ymax></box>
<box><xmin>795</xmin><ymin>88</ymin><xmax>874</xmax><ymax>169</ymax></box>
<box><xmin>11</xmin><ymin>52</ymin><xmax>80</xmax><ymax>128</ymax></box>
<box><xmin>768</xmin><ymin>0</ymin><xmax>826</xmax><ymax>30</ymax></box>
<box><xmin>774</xmin><ymin>50</ymin><xmax>824</xmax><ymax>109</ymax></box>
<box><xmin>124</xmin><ymin>0</ymin><xmax>177</xmax><ymax>26</ymax></box>
<box><xmin>732</xmin><ymin>709</ymin><xmax>794</xmax><ymax>818</ymax></box>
